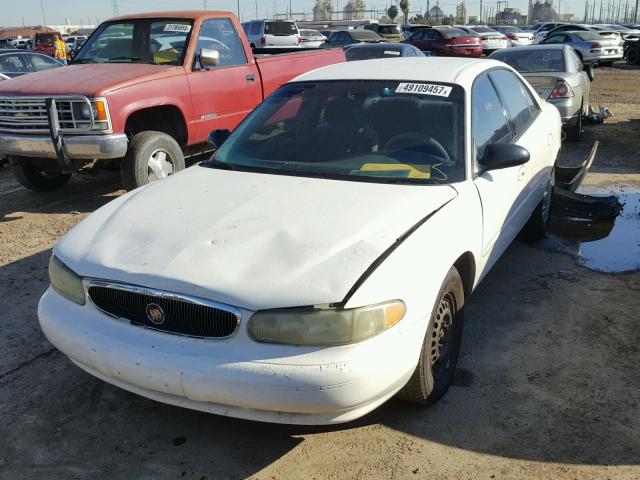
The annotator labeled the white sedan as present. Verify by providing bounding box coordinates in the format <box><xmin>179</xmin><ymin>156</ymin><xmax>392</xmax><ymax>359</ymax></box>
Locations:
<box><xmin>39</xmin><ymin>58</ymin><xmax>561</xmax><ymax>425</ymax></box>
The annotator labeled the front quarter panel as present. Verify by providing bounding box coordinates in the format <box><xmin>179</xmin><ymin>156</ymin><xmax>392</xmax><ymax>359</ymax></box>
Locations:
<box><xmin>344</xmin><ymin>187</ymin><xmax>482</xmax><ymax>352</ymax></box>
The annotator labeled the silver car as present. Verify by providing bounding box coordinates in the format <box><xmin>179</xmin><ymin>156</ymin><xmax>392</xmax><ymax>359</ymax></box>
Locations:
<box><xmin>490</xmin><ymin>44</ymin><xmax>591</xmax><ymax>141</ymax></box>
<box><xmin>540</xmin><ymin>30</ymin><xmax>623</xmax><ymax>66</ymax></box>
<box><xmin>454</xmin><ymin>25</ymin><xmax>509</xmax><ymax>53</ymax></box>
<box><xmin>298</xmin><ymin>29</ymin><xmax>326</xmax><ymax>48</ymax></box>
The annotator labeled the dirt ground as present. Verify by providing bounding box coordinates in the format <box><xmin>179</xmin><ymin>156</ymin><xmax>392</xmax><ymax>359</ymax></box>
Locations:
<box><xmin>1</xmin><ymin>65</ymin><xmax>639</xmax><ymax>480</ymax></box>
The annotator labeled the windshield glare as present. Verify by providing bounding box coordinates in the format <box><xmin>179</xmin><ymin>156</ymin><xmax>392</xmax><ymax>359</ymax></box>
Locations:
<box><xmin>207</xmin><ymin>81</ymin><xmax>465</xmax><ymax>185</ymax></box>
<box><xmin>73</xmin><ymin>18</ymin><xmax>193</xmax><ymax>65</ymax></box>
<box><xmin>492</xmin><ymin>49</ymin><xmax>565</xmax><ymax>72</ymax></box>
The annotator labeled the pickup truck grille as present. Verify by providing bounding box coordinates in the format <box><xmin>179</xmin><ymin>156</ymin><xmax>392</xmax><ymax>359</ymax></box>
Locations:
<box><xmin>87</xmin><ymin>284</ymin><xmax>241</xmax><ymax>339</ymax></box>
<box><xmin>0</xmin><ymin>97</ymin><xmax>93</xmax><ymax>134</ymax></box>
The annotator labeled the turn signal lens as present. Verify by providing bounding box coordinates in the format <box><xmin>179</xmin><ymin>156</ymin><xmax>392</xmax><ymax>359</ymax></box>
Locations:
<box><xmin>94</xmin><ymin>100</ymin><xmax>108</xmax><ymax>121</ymax></box>
<box><xmin>248</xmin><ymin>300</ymin><xmax>406</xmax><ymax>346</ymax></box>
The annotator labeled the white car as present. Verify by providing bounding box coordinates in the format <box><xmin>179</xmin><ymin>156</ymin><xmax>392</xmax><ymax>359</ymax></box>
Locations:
<box><xmin>39</xmin><ymin>58</ymin><xmax>561</xmax><ymax>425</ymax></box>
<box><xmin>455</xmin><ymin>25</ymin><xmax>509</xmax><ymax>52</ymax></box>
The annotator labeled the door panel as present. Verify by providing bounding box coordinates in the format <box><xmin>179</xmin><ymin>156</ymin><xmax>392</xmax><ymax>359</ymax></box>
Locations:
<box><xmin>186</xmin><ymin>18</ymin><xmax>262</xmax><ymax>142</ymax></box>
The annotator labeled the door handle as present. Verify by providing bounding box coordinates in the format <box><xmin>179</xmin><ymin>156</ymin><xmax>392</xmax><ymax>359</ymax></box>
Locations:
<box><xmin>517</xmin><ymin>165</ymin><xmax>526</xmax><ymax>181</ymax></box>
<box><xmin>246</xmin><ymin>74</ymin><xmax>256</xmax><ymax>83</ymax></box>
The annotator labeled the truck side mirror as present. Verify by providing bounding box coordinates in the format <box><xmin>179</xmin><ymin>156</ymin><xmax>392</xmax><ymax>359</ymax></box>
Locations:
<box><xmin>200</xmin><ymin>48</ymin><xmax>220</xmax><ymax>69</ymax></box>
<box><xmin>478</xmin><ymin>143</ymin><xmax>530</xmax><ymax>173</ymax></box>
<box><xmin>208</xmin><ymin>129</ymin><xmax>230</xmax><ymax>149</ymax></box>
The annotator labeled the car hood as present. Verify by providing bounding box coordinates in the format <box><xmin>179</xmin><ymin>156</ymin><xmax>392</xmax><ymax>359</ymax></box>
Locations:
<box><xmin>0</xmin><ymin>64</ymin><xmax>184</xmax><ymax>97</ymax></box>
<box><xmin>56</xmin><ymin>167</ymin><xmax>457</xmax><ymax>311</ymax></box>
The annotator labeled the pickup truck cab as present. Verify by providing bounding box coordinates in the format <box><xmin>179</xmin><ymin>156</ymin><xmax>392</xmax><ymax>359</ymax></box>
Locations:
<box><xmin>0</xmin><ymin>11</ymin><xmax>344</xmax><ymax>191</ymax></box>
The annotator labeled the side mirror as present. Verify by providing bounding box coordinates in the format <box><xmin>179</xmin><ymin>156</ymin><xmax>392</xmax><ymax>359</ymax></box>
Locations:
<box><xmin>200</xmin><ymin>48</ymin><xmax>220</xmax><ymax>69</ymax></box>
<box><xmin>208</xmin><ymin>129</ymin><xmax>230</xmax><ymax>149</ymax></box>
<box><xmin>478</xmin><ymin>143</ymin><xmax>530</xmax><ymax>173</ymax></box>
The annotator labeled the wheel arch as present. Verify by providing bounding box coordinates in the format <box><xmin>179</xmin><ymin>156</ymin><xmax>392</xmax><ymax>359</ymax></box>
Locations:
<box><xmin>124</xmin><ymin>105</ymin><xmax>188</xmax><ymax>147</ymax></box>
<box><xmin>452</xmin><ymin>251</ymin><xmax>476</xmax><ymax>299</ymax></box>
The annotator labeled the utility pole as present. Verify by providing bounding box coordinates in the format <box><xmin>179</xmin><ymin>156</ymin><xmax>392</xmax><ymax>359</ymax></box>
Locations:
<box><xmin>634</xmin><ymin>0</ymin><xmax>639</xmax><ymax>21</ymax></box>
<box><xmin>599</xmin><ymin>0</ymin><xmax>603</xmax><ymax>22</ymax></box>
<box><xmin>479</xmin><ymin>0</ymin><xmax>483</xmax><ymax>23</ymax></box>
<box><xmin>111</xmin><ymin>0</ymin><xmax>119</xmax><ymax>17</ymax></box>
<box><xmin>255</xmin><ymin>0</ymin><xmax>259</xmax><ymax>19</ymax></box>
<box><xmin>237</xmin><ymin>0</ymin><xmax>241</xmax><ymax>19</ymax></box>
<box><xmin>203</xmin><ymin>0</ymin><xmax>207</xmax><ymax>10</ymax></box>
<box><xmin>40</xmin><ymin>0</ymin><xmax>47</xmax><ymax>25</ymax></box>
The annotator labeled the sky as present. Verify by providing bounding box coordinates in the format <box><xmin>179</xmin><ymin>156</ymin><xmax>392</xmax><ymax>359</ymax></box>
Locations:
<box><xmin>2</xmin><ymin>0</ymin><xmax>591</xmax><ymax>27</ymax></box>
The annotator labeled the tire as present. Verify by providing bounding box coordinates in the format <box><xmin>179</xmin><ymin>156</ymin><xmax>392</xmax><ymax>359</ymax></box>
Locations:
<box><xmin>397</xmin><ymin>266</ymin><xmax>465</xmax><ymax>405</ymax></box>
<box><xmin>10</xmin><ymin>162</ymin><xmax>71</xmax><ymax>191</ymax></box>
<box><xmin>522</xmin><ymin>169</ymin><xmax>554</xmax><ymax>242</ymax></box>
<box><xmin>627</xmin><ymin>47</ymin><xmax>639</xmax><ymax>65</ymax></box>
<box><xmin>565</xmin><ymin>104</ymin><xmax>583</xmax><ymax>142</ymax></box>
<box><xmin>120</xmin><ymin>131</ymin><xmax>184</xmax><ymax>191</ymax></box>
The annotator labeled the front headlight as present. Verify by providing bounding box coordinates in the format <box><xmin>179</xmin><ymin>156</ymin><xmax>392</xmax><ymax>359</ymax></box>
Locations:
<box><xmin>48</xmin><ymin>255</ymin><xmax>85</xmax><ymax>305</ymax></box>
<box><xmin>72</xmin><ymin>98</ymin><xmax>110</xmax><ymax>131</ymax></box>
<box><xmin>248</xmin><ymin>300</ymin><xmax>406</xmax><ymax>346</ymax></box>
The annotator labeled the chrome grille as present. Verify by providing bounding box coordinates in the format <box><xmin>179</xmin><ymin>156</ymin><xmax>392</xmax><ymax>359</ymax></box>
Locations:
<box><xmin>0</xmin><ymin>96</ymin><xmax>94</xmax><ymax>133</ymax></box>
<box><xmin>87</xmin><ymin>283</ymin><xmax>241</xmax><ymax>339</ymax></box>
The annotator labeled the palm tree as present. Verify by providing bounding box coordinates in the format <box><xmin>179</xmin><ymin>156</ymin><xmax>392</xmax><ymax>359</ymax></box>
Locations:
<box><xmin>387</xmin><ymin>4</ymin><xmax>399</xmax><ymax>22</ymax></box>
<box><xmin>400</xmin><ymin>0</ymin><xmax>410</xmax><ymax>24</ymax></box>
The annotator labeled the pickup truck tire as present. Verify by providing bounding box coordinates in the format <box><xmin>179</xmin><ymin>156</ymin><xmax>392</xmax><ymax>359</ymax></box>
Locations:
<box><xmin>523</xmin><ymin>171</ymin><xmax>553</xmax><ymax>242</ymax></box>
<box><xmin>121</xmin><ymin>131</ymin><xmax>185</xmax><ymax>191</ymax></box>
<box><xmin>397</xmin><ymin>266</ymin><xmax>465</xmax><ymax>405</ymax></box>
<box><xmin>10</xmin><ymin>163</ymin><xmax>71</xmax><ymax>191</ymax></box>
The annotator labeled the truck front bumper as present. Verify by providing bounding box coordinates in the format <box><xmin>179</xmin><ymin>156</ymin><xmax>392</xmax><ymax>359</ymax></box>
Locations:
<box><xmin>0</xmin><ymin>133</ymin><xmax>128</xmax><ymax>160</ymax></box>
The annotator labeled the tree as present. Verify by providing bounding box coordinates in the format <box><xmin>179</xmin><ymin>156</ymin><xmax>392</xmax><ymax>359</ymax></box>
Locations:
<box><xmin>400</xmin><ymin>0</ymin><xmax>410</xmax><ymax>24</ymax></box>
<box><xmin>387</xmin><ymin>4</ymin><xmax>399</xmax><ymax>22</ymax></box>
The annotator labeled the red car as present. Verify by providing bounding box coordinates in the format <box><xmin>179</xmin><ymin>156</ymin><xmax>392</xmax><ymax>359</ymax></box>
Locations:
<box><xmin>403</xmin><ymin>26</ymin><xmax>482</xmax><ymax>57</ymax></box>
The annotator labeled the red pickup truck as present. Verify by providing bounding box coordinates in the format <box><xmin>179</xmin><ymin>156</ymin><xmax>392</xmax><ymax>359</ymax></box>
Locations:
<box><xmin>0</xmin><ymin>11</ymin><xmax>345</xmax><ymax>191</ymax></box>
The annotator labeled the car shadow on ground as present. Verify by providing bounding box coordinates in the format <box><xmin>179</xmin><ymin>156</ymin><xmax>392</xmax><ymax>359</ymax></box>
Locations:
<box><xmin>1</xmin><ymin>240</ymin><xmax>638</xmax><ymax>479</ymax></box>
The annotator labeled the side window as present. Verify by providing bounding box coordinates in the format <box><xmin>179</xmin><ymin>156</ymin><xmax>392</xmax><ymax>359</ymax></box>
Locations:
<box><xmin>27</xmin><ymin>53</ymin><xmax>62</xmax><ymax>70</ymax></box>
<box><xmin>489</xmin><ymin>69</ymin><xmax>539</xmax><ymax>138</ymax></box>
<box><xmin>197</xmin><ymin>18</ymin><xmax>247</xmax><ymax>68</ymax></box>
<box><xmin>472</xmin><ymin>73</ymin><xmax>512</xmax><ymax>160</ymax></box>
<box><xmin>250</xmin><ymin>22</ymin><xmax>261</xmax><ymax>36</ymax></box>
<box><xmin>411</xmin><ymin>30</ymin><xmax>426</xmax><ymax>40</ymax></box>
<box><xmin>426</xmin><ymin>30</ymin><xmax>437</xmax><ymax>40</ymax></box>
<box><xmin>544</xmin><ymin>35</ymin><xmax>564</xmax><ymax>44</ymax></box>
<box><xmin>0</xmin><ymin>54</ymin><xmax>27</xmax><ymax>73</ymax></box>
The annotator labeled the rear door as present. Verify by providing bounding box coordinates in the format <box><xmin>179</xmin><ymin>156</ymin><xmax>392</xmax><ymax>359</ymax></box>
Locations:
<box><xmin>186</xmin><ymin>17</ymin><xmax>262</xmax><ymax>142</ymax></box>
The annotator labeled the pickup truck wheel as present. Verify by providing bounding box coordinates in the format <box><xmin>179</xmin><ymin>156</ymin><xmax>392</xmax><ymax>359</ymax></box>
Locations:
<box><xmin>10</xmin><ymin>163</ymin><xmax>71</xmax><ymax>191</ymax></box>
<box><xmin>523</xmin><ymin>170</ymin><xmax>553</xmax><ymax>242</ymax></box>
<box><xmin>121</xmin><ymin>131</ymin><xmax>184</xmax><ymax>191</ymax></box>
<box><xmin>397</xmin><ymin>266</ymin><xmax>465</xmax><ymax>405</ymax></box>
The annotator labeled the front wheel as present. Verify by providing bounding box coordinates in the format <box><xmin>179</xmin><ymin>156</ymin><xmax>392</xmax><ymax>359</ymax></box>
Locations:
<box><xmin>627</xmin><ymin>48</ymin><xmax>639</xmax><ymax>65</ymax></box>
<box><xmin>397</xmin><ymin>266</ymin><xmax>465</xmax><ymax>405</ymax></box>
<box><xmin>120</xmin><ymin>131</ymin><xmax>185</xmax><ymax>191</ymax></box>
<box><xmin>10</xmin><ymin>162</ymin><xmax>71</xmax><ymax>191</ymax></box>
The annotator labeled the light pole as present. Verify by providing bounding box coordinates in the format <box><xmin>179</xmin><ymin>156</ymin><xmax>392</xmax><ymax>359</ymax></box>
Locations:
<box><xmin>40</xmin><ymin>0</ymin><xmax>47</xmax><ymax>26</ymax></box>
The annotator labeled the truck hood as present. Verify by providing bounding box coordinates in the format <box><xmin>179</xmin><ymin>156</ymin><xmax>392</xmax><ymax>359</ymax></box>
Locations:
<box><xmin>56</xmin><ymin>167</ymin><xmax>456</xmax><ymax>311</ymax></box>
<box><xmin>0</xmin><ymin>64</ymin><xmax>184</xmax><ymax>96</ymax></box>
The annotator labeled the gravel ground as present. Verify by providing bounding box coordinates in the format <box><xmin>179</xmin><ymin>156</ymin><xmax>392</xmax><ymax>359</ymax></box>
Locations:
<box><xmin>0</xmin><ymin>65</ymin><xmax>639</xmax><ymax>480</ymax></box>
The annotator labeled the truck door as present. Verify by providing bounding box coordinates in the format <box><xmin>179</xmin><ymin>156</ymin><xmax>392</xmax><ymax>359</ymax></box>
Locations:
<box><xmin>471</xmin><ymin>72</ymin><xmax>524</xmax><ymax>266</ymax></box>
<box><xmin>186</xmin><ymin>17</ymin><xmax>262</xmax><ymax>142</ymax></box>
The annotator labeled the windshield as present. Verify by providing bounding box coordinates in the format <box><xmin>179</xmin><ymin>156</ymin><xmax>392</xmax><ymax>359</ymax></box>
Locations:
<box><xmin>205</xmin><ymin>80</ymin><xmax>465</xmax><ymax>185</ymax></box>
<box><xmin>492</xmin><ymin>49</ymin><xmax>565</xmax><ymax>72</ymax></box>
<box><xmin>438</xmin><ymin>28</ymin><xmax>471</xmax><ymax>39</ymax></box>
<box><xmin>378</xmin><ymin>25</ymin><xmax>402</xmax><ymax>35</ymax></box>
<box><xmin>36</xmin><ymin>33</ymin><xmax>57</xmax><ymax>44</ymax></box>
<box><xmin>265</xmin><ymin>21</ymin><xmax>298</xmax><ymax>35</ymax></box>
<box><xmin>73</xmin><ymin>18</ymin><xmax>193</xmax><ymax>65</ymax></box>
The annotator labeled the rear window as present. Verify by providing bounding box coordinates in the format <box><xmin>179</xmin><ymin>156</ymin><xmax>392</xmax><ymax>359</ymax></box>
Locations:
<box><xmin>437</xmin><ymin>28</ymin><xmax>470</xmax><ymax>39</ymax></box>
<box><xmin>36</xmin><ymin>33</ymin><xmax>57</xmax><ymax>43</ymax></box>
<box><xmin>346</xmin><ymin>46</ymin><xmax>403</xmax><ymax>60</ymax></box>
<box><xmin>378</xmin><ymin>25</ymin><xmax>401</xmax><ymax>35</ymax></box>
<box><xmin>491</xmin><ymin>48</ymin><xmax>565</xmax><ymax>72</ymax></box>
<box><xmin>264</xmin><ymin>21</ymin><xmax>298</xmax><ymax>35</ymax></box>
<box><xmin>574</xmin><ymin>31</ymin><xmax>602</xmax><ymax>41</ymax></box>
<box><xmin>351</xmin><ymin>30</ymin><xmax>383</xmax><ymax>40</ymax></box>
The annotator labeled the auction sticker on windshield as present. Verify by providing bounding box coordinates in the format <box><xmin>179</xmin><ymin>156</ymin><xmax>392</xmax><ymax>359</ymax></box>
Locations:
<box><xmin>396</xmin><ymin>83</ymin><xmax>452</xmax><ymax>97</ymax></box>
<box><xmin>164</xmin><ymin>24</ymin><xmax>192</xmax><ymax>33</ymax></box>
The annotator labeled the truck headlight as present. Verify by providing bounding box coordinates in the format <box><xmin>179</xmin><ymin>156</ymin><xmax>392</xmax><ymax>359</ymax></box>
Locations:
<box><xmin>248</xmin><ymin>300</ymin><xmax>405</xmax><ymax>346</ymax></box>
<box><xmin>48</xmin><ymin>255</ymin><xmax>85</xmax><ymax>305</ymax></box>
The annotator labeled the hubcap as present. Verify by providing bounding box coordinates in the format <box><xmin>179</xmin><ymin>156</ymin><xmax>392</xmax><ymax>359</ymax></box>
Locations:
<box><xmin>147</xmin><ymin>149</ymin><xmax>174</xmax><ymax>182</ymax></box>
<box><xmin>430</xmin><ymin>294</ymin><xmax>455</xmax><ymax>368</ymax></box>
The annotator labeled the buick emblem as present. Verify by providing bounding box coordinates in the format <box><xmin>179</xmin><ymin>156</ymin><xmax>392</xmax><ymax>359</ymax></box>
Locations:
<box><xmin>146</xmin><ymin>303</ymin><xmax>165</xmax><ymax>325</ymax></box>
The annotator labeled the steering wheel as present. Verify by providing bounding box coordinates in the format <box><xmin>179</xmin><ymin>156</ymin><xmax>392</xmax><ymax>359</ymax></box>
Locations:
<box><xmin>384</xmin><ymin>132</ymin><xmax>451</xmax><ymax>164</ymax></box>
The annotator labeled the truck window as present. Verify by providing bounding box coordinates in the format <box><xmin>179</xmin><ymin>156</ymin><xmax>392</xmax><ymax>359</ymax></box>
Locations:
<box><xmin>196</xmin><ymin>18</ymin><xmax>246</xmax><ymax>68</ymax></box>
<box><xmin>250</xmin><ymin>22</ymin><xmax>261</xmax><ymax>36</ymax></box>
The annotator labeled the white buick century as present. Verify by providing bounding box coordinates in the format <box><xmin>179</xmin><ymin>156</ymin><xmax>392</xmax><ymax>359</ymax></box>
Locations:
<box><xmin>39</xmin><ymin>58</ymin><xmax>560</xmax><ymax>424</ymax></box>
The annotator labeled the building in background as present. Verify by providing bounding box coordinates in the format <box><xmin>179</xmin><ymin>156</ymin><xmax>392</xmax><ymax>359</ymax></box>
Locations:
<box><xmin>428</xmin><ymin>2</ymin><xmax>445</xmax><ymax>24</ymax></box>
<box><xmin>343</xmin><ymin>0</ymin><xmax>366</xmax><ymax>20</ymax></box>
<box><xmin>528</xmin><ymin>0</ymin><xmax>560</xmax><ymax>22</ymax></box>
<box><xmin>495</xmin><ymin>7</ymin><xmax>527</xmax><ymax>24</ymax></box>
<box><xmin>313</xmin><ymin>0</ymin><xmax>334</xmax><ymax>21</ymax></box>
<box><xmin>455</xmin><ymin>2</ymin><xmax>468</xmax><ymax>24</ymax></box>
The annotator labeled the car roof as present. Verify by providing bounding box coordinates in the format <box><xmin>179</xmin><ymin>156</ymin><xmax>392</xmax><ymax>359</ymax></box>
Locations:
<box><xmin>295</xmin><ymin>57</ymin><xmax>502</xmax><ymax>85</ymax></box>
<box><xmin>111</xmin><ymin>11</ymin><xmax>235</xmax><ymax>21</ymax></box>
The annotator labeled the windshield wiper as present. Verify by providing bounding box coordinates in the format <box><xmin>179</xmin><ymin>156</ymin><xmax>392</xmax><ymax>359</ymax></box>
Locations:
<box><xmin>105</xmin><ymin>56</ymin><xmax>156</xmax><ymax>64</ymax></box>
<box><xmin>71</xmin><ymin>58</ymin><xmax>96</xmax><ymax>64</ymax></box>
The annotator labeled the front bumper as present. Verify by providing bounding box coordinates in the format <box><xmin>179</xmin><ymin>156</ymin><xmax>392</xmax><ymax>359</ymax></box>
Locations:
<box><xmin>0</xmin><ymin>133</ymin><xmax>128</xmax><ymax>160</ymax></box>
<box><xmin>38</xmin><ymin>288</ymin><xmax>422</xmax><ymax>425</ymax></box>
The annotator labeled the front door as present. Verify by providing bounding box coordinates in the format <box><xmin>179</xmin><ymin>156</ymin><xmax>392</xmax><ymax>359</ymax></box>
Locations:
<box><xmin>186</xmin><ymin>17</ymin><xmax>262</xmax><ymax>142</ymax></box>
